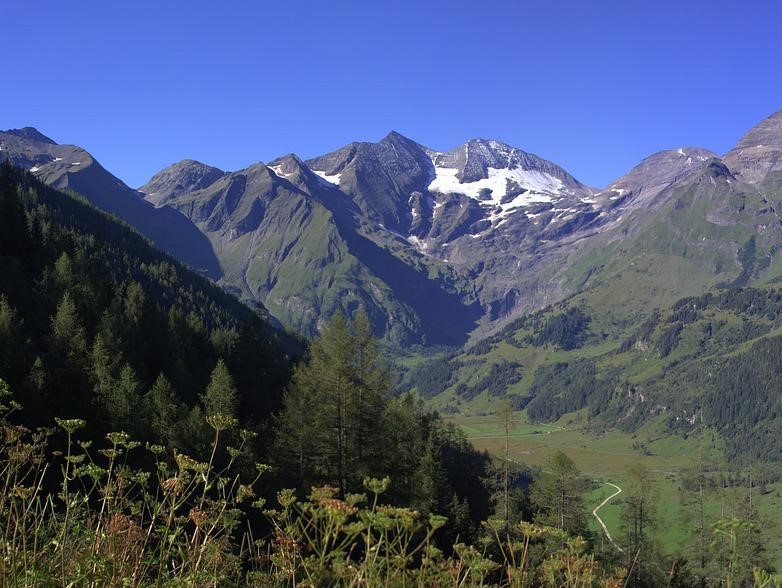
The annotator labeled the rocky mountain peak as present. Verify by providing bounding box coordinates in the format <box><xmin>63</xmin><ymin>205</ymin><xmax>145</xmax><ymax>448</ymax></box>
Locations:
<box><xmin>267</xmin><ymin>153</ymin><xmax>340</xmax><ymax>191</ymax></box>
<box><xmin>268</xmin><ymin>153</ymin><xmax>305</xmax><ymax>175</ymax></box>
<box><xmin>595</xmin><ymin>146</ymin><xmax>716</xmax><ymax>213</ymax></box>
<box><xmin>608</xmin><ymin>147</ymin><xmax>716</xmax><ymax>191</ymax></box>
<box><xmin>731</xmin><ymin>108</ymin><xmax>782</xmax><ymax>150</ymax></box>
<box><xmin>427</xmin><ymin>138</ymin><xmax>592</xmax><ymax>204</ymax></box>
<box><xmin>2</xmin><ymin>127</ymin><xmax>56</xmax><ymax>145</ymax></box>
<box><xmin>140</xmin><ymin>159</ymin><xmax>225</xmax><ymax>205</ymax></box>
<box><xmin>429</xmin><ymin>139</ymin><xmax>593</xmax><ymax>196</ymax></box>
<box><xmin>379</xmin><ymin>130</ymin><xmax>416</xmax><ymax>146</ymax></box>
<box><xmin>724</xmin><ymin>108</ymin><xmax>782</xmax><ymax>185</ymax></box>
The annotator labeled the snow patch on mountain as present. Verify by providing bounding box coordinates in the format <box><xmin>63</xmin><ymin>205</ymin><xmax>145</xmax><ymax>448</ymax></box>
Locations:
<box><xmin>428</xmin><ymin>160</ymin><xmax>564</xmax><ymax>202</ymax></box>
<box><xmin>426</xmin><ymin>155</ymin><xmax>574</xmax><ymax>228</ymax></box>
<box><xmin>677</xmin><ymin>148</ymin><xmax>710</xmax><ymax>163</ymax></box>
<box><xmin>268</xmin><ymin>164</ymin><xmax>292</xmax><ymax>178</ymax></box>
<box><xmin>407</xmin><ymin>235</ymin><xmax>428</xmax><ymax>250</ymax></box>
<box><xmin>312</xmin><ymin>170</ymin><xmax>342</xmax><ymax>186</ymax></box>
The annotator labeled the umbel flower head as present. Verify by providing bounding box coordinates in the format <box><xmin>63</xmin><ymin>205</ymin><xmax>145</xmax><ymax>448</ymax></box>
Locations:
<box><xmin>206</xmin><ymin>413</ymin><xmax>238</xmax><ymax>432</ymax></box>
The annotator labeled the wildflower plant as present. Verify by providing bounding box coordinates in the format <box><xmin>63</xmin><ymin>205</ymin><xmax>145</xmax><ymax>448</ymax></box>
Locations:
<box><xmin>0</xmin><ymin>378</ymin><xmax>629</xmax><ymax>586</ymax></box>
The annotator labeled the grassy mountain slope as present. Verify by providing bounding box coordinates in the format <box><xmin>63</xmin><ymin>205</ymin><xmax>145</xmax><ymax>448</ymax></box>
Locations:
<box><xmin>143</xmin><ymin>155</ymin><xmax>482</xmax><ymax>346</ymax></box>
<box><xmin>403</xmin><ymin>145</ymin><xmax>782</xmax><ymax>466</ymax></box>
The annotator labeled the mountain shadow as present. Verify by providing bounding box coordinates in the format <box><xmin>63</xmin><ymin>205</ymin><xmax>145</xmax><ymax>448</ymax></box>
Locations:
<box><xmin>324</xmin><ymin>201</ymin><xmax>482</xmax><ymax>346</ymax></box>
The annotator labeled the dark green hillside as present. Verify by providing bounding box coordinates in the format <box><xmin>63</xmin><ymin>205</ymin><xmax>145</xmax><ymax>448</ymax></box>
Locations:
<box><xmin>0</xmin><ymin>161</ymin><xmax>295</xmax><ymax>450</ymax></box>
<box><xmin>417</xmin><ymin>282</ymin><xmax>782</xmax><ymax>467</ymax></box>
<box><xmin>0</xmin><ymin>160</ymin><xmax>493</xmax><ymax>533</ymax></box>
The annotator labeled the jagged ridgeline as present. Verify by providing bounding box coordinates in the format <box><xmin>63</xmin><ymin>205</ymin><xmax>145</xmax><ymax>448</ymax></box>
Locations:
<box><xmin>0</xmin><ymin>161</ymin><xmax>296</xmax><ymax>449</ymax></box>
<box><xmin>5</xmin><ymin>108</ymin><xmax>782</xmax><ymax>349</ymax></box>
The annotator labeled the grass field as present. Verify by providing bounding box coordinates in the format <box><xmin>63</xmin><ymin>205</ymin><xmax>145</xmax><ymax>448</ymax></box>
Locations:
<box><xmin>447</xmin><ymin>411</ymin><xmax>782</xmax><ymax>569</ymax></box>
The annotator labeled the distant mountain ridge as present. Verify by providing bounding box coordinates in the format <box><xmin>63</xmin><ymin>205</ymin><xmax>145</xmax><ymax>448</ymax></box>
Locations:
<box><xmin>4</xmin><ymin>108</ymin><xmax>782</xmax><ymax>345</ymax></box>
<box><xmin>0</xmin><ymin>128</ymin><xmax>222</xmax><ymax>279</ymax></box>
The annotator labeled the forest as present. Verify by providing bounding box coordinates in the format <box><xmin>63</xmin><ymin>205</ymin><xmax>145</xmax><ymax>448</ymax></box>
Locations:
<box><xmin>0</xmin><ymin>161</ymin><xmax>780</xmax><ymax>585</ymax></box>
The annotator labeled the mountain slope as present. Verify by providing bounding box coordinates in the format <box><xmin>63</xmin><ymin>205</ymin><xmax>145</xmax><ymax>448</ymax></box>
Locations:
<box><xmin>724</xmin><ymin>108</ymin><xmax>782</xmax><ymax>186</ymax></box>
<box><xmin>145</xmin><ymin>133</ymin><xmax>611</xmax><ymax>343</ymax></box>
<box><xmin>404</xmin><ymin>110</ymin><xmax>782</xmax><ymax>461</ymax></box>
<box><xmin>9</xmin><ymin>110</ymin><xmax>782</xmax><ymax>348</ymax></box>
<box><xmin>141</xmin><ymin>152</ymin><xmax>481</xmax><ymax>345</ymax></box>
<box><xmin>0</xmin><ymin>161</ymin><xmax>293</xmax><ymax>449</ymax></box>
<box><xmin>0</xmin><ymin>128</ymin><xmax>222</xmax><ymax>278</ymax></box>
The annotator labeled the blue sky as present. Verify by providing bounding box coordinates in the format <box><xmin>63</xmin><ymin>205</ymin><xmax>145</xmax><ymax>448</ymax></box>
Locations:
<box><xmin>2</xmin><ymin>0</ymin><xmax>781</xmax><ymax>188</ymax></box>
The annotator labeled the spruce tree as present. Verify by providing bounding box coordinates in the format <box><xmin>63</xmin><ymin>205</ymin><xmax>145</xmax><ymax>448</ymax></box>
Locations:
<box><xmin>143</xmin><ymin>373</ymin><xmax>184</xmax><ymax>445</ymax></box>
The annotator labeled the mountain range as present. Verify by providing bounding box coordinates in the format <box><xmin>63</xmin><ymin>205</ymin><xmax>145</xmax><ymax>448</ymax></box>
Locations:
<box><xmin>3</xmin><ymin>108</ymin><xmax>781</xmax><ymax>346</ymax></box>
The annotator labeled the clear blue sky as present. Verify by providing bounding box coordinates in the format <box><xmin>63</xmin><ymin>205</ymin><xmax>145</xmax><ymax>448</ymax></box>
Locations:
<box><xmin>2</xmin><ymin>0</ymin><xmax>781</xmax><ymax>189</ymax></box>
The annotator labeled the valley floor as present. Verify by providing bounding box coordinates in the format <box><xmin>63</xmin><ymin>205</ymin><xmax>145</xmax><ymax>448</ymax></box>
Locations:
<box><xmin>447</xmin><ymin>412</ymin><xmax>782</xmax><ymax>571</ymax></box>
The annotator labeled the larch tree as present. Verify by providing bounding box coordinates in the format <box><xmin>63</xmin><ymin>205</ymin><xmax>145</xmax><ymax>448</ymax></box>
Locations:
<box><xmin>50</xmin><ymin>291</ymin><xmax>87</xmax><ymax>361</ymax></box>
<box><xmin>143</xmin><ymin>373</ymin><xmax>183</xmax><ymax>445</ymax></box>
<box><xmin>47</xmin><ymin>291</ymin><xmax>90</xmax><ymax>415</ymax></box>
<box><xmin>530</xmin><ymin>450</ymin><xmax>588</xmax><ymax>537</ymax></box>
<box><xmin>621</xmin><ymin>462</ymin><xmax>662</xmax><ymax>587</ymax></box>
<box><xmin>273</xmin><ymin>312</ymin><xmax>390</xmax><ymax>496</ymax></box>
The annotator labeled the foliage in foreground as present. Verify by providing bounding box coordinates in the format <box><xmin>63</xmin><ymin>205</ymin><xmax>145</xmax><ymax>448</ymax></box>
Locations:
<box><xmin>0</xmin><ymin>379</ymin><xmax>625</xmax><ymax>587</ymax></box>
<box><xmin>3</xmin><ymin>379</ymin><xmax>780</xmax><ymax>586</ymax></box>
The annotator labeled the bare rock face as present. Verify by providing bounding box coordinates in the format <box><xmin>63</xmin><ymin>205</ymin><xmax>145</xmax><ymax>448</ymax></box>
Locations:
<box><xmin>306</xmin><ymin>131</ymin><xmax>435</xmax><ymax>232</ymax></box>
<box><xmin>140</xmin><ymin>160</ymin><xmax>225</xmax><ymax>206</ymax></box>
<box><xmin>724</xmin><ymin>109</ymin><xmax>782</xmax><ymax>185</ymax></box>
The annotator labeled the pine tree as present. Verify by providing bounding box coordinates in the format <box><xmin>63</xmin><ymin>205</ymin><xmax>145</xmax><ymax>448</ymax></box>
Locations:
<box><xmin>201</xmin><ymin>358</ymin><xmax>239</xmax><ymax>418</ymax></box>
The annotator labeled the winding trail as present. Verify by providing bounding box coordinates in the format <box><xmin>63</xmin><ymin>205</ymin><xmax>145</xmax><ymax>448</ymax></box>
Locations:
<box><xmin>592</xmin><ymin>482</ymin><xmax>624</xmax><ymax>553</ymax></box>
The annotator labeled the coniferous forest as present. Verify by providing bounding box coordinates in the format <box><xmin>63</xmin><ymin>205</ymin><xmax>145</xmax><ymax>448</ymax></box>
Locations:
<box><xmin>1</xmin><ymin>159</ymin><xmax>781</xmax><ymax>586</ymax></box>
